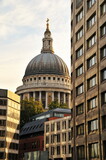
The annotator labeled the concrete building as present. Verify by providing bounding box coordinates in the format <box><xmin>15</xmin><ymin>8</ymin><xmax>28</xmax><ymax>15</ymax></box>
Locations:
<box><xmin>16</xmin><ymin>20</ymin><xmax>71</xmax><ymax>109</ymax></box>
<box><xmin>0</xmin><ymin>89</ymin><xmax>20</xmax><ymax>160</ymax></box>
<box><xmin>71</xmin><ymin>0</ymin><xmax>106</xmax><ymax>159</ymax></box>
<box><xmin>44</xmin><ymin>115</ymin><xmax>71</xmax><ymax>160</ymax></box>
<box><xmin>19</xmin><ymin>108</ymin><xmax>71</xmax><ymax>160</ymax></box>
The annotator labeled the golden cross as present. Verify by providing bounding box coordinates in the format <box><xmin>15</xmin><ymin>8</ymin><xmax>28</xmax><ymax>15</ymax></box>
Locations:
<box><xmin>46</xmin><ymin>18</ymin><xmax>49</xmax><ymax>23</ymax></box>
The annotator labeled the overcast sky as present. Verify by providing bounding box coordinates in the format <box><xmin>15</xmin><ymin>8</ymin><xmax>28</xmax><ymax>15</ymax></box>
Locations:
<box><xmin>0</xmin><ymin>0</ymin><xmax>70</xmax><ymax>92</ymax></box>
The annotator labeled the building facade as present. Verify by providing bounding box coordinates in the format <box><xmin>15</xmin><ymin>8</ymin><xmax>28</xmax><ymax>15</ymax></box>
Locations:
<box><xmin>44</xmin><ymin>116</ymin><xmax>71</xmax><ymax>160</ymax></box>
<box><xmin>0</xmin><ymin>89</ymin><xmax>20</xmax><ymax>160</ymax></box>
<box><xmin>16</xmin><ymin>21</ymin><xmax>71</xmax><ymax>109</ymax></box>
<box><xmin>19</xmin><ymin>108</ymin><xmax>71</xmax><ymax>160</ymax></box>
<box><xmin>71</xmin><ymin>0</ymin><xmax>106</xmax><ymax>159</ymax></box>
<box><xmin>19</xmin><ymin>118</ymin><xmax>45</xmax><ymax>160</ymax></box>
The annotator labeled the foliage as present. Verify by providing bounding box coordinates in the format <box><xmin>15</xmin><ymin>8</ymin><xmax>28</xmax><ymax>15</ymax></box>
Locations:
<box><xmin>48</xmin><ymin>101</ymin><xmax>68</xmax><ymax>110</ymax></box>
<box><xmin>20</xmin><ymin>98</ymin><xmax>44</xmax><ymax>128</ymax></box>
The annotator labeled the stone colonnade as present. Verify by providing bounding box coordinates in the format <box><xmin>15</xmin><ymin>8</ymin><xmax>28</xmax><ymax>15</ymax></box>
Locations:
<box><xmin>25</xmin><ymin>91</ymin><xmax>70</xmax><ymax>109</ymax></box>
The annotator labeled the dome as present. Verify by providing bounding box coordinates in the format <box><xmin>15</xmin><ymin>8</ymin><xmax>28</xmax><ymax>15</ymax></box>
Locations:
<box><xmin>24</xmin><ymin>53</ymin><xmax>69</xmax><ymax>77</ymax></box>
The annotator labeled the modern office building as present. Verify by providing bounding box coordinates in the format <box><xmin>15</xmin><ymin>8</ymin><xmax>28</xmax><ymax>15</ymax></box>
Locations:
<box><xmin>16</xmin><ymin>21</ymin><xmax>71</xmax><ymax>109</ymax></box>
<box><xmin>19</xmin><ymin>108</ymin><xmax>71</xmax><ymax>160</ymax></box>
<box><xmin>71</xmin><ymin>0</ymin><xmax>106</xmax><ymax>159</ymax></box>
<box><xmin>0</xmin><ymin>89</ymin><xmax>20</xmax><ymax>160</ymax></box>
<box><xmin>44</xmin><ymin>115</ymin><xmax>71</xmax><ymax>160</ymax></box>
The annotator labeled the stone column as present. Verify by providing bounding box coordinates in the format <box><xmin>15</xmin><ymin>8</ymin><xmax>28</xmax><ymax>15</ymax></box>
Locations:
<box><xmin>58</xmin><ymin>92</ymin><xmax>60</xmax><ymax>103</ymax></box>
<box><xmin>45</xmin><ymin>92</ymin><xmax>48</xmax><ymax>109</ymax></box>
<box><xmin>64</xmin><ymin>93</ymin><xmax>66</xmax><ymax>104</ymax></box>
<box><xmin>52</xmin><ymin>92</ymin><xmax>54</xmax><ymax>101</ymax></box>
<box><xmin>27</xmin><ymin>93</ymin><xmax>30</xmax><ymax>100</ymax></box>
<box><xmin>33</xmin><ymin>92</ymin><xmax>36</xmax><ymax>100</ymax></box>
<box><xmin>68</xmin><ymin>93</ymin><xmax>71</xmax><ymax>108</ymax></box>
<box><xmin>39</xmin><ymin>91</ymin><xmax>42</xmax><ymax>102</ymax></box>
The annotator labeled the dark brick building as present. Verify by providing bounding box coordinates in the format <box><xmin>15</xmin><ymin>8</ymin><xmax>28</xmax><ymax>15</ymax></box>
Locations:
<box><xmin>71</xmin><ymin>0</ymin><xmax>106</xmax><ymax>159</ymax></box>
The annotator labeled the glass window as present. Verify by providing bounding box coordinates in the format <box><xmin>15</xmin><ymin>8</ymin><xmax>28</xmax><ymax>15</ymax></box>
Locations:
<box><xmin>76</xmin><ymin>65</ymin><xmax>83</xmax><ymax>77</ymax></box>
<box><xmin>102</xmin><ymin>116</ymin><xmax>106</xmax><ymax>129</ymax></box>
<box><xmin>68</xmin><ymin>145</ymin><xmax>71</xmax><ymax>154</ymax></box>
<box><xmin>87</xmin><ymin>34</ymin><xmax>96</xmax><ymax>49</ymax></box>
<box><xmin>0</xmin><ymin>109</ymin><xmax>6</xmax><ymax>116</ymax></box>
<box><xmin>89</xmin><ymin>143</ymin><xmax>99</xmax><ymax>158</ymax></box>
<box><xmin>0</xmin><ymin>152</ymin><xmax>6</xmax><ymax>159</ymax></box>
<box><xmin>68</xmin><ymin>131</ymin><xmax>71</xmax><ymax>141</ymax></box>
<box><xmin>101</xmin><ymin>92</ymin><xmax>106</xmax><ymax>104</ymax></box>
<box><xmin>76</xmin><ymin>27</ymin><xmax>83</xmax><ymax>41</ymax></box>
<box><xmin>51</xmin><ymin>123</ymin><xmax>55</xmax><ymax>132</ymax></box>
<box><xmin>71</xmin><ymin>20</ymin><xmax>73</xmax><ymax>31</ymax></box>
<box><xmin>77</xmin><ymin>145</ymin><xmax>85</xmax><ymax>159</ymax></box>
<box><xmin>76</xmin><ymin>8</ymin><xmax>83</xmax><ymax>23</ymax></box>
<box><xmin>0</xmin><ymin>120</ymin><xmax>6</xmax><ymax>126</ymax></box>
<box><xmin>76</xmin><ymin>84</ymin><xmax>84</xmax><ymax>96</ymax></box>
<box><xmin>71</xmin><ymin>3</ymin><xmax>73</xmax><ymax>14</ymax></box>
<box><xmin>76</xmin><ymin>45</ymin><xmax>83</xmax><ymax>59</ymax></box>
<box><xmin>87</xmin><ymin>13</ymin><xmax>96</xmax><ymax>29</ymax></box>
<box><xmin>101</xmin><ymin>1</ymin><xmax>106</xmax><ymax>15</ymax></box>
<box><xmin>88</xmin><ymin>75</ymin><xmax>96</xmax><ymax>89</ymax></box>
<box><xmin>87</xmin><ymin>54</ymin><xmax>96</xmax><ymax>69</ymax></box>
<box><xmin>101</xmin><ymin>68</ymin><xmax>106</xmax><ymax>81</ymax></box>
<box><xmin>100</xmin><ymin>23</ymin><xmax>106</xmax><ymax>38</ymax></box>
<box><xmin>88</xmin><ymin>97</ymin><xmax>97</xmax><ymax>110</ymax></box>
<box><xmin>76</xmin><ymin>103</ymin><xmax>84</xmax><ymax>115</ymax></box>
<box><xmin>62</xmin><ymin>145</ymin><xmax>66</xmax><ymax>154</ymax></box>
<box><xmin>0</xmin><ymin>130</ymin><xmax>5</xmax><ymax>137</ymax></box>
<box><xmin>57</xmin><ymin>122</ymin><xmax>60</xmax><ymax>130</ymax></box>
<box><xmin>57</xmin><ymin>134</ymin><xmax>60</xmax><ymax>143</ymax></box>
<box><xmin>101</xmin><ymin>45</ymin><xmax>106</xmax><ymax>59</ymax></box>
<box><xmin>62</xmin><ymin>133</ymin><xmax>66</xmax><ymax>142</ymax></box>
<box><xmin>51</xmin><ymin>147</ymin><xmax>54</xmax><ymax>155</ymax></box>
<box><xmin>0</xmin><ymin>141</ymin><xmax>5</xmax><ymax>148</ymax></box>
<box><xmin>46</xmin><ymin>125</ymin><xmax>49</xmax><ymax>133</ymax></box>
<box><xmin>87</xmin><ymin>0</ymin><xmax>96</xmax><ymax>10</ymax></box>
<box><xmin>0</xmin><ymin>99</ymin><xmax>7</xmax><ymax>106</ymax></box>
<box><xmin>57</xmin><ymin>146</ymin><xmax>60</xmax><ymax>155</ymax></box>
<box><xmin>51</xmin><ymin>135</ymin><xmax>55</xmax><ymax>143</ymax></box>
<box><xmin>68</xmin><ymin>119</ymin><xmax>71</xmax><ymax>128</ymax></box>
<box><xmin>76</xmin><ymin>0</ymin><xmax>83</xmax><ymax>8</ymax></box>
<box><xmin>88</xmin><ymin>119</ymin><xmax>98</xmax><ymax>132</ymax></box>
<box><xmin>77</xmin><ymin>124</ymin><xmax>84</xmax><ymax>135</ymax></box>
<box><xmin>62</xmin><ymin>121</ymin><xmax>66</xmax><ymax>129</ymax></box>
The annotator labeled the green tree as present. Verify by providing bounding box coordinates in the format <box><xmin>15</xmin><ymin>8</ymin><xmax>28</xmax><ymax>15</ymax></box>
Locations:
<box><xmin>48</xmin><ymin>101</ymin><xmax>68</xmax><ymax>110</ymax></box>
<box><xmin>20</xmin><ymin>98</ymin><xmax>44</xmax><ymax>128</ymax></box>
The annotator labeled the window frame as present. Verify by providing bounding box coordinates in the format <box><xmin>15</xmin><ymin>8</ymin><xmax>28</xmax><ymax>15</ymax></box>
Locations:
<box><xmin>100</xmin><ymin>22</ymin><xmax>106</xmax><ymax>38</ymax></box>
<box><xmin>100</xmin><ymin>45</ymin><xmax>106</xmax><ymax>59</ymax></box>
<box><xmin>87</xmin><ymin>0</ymin><xmax>96</xmax><ymax>10</ymax></box>
<box><xmin>88</xmin><ymin>96</ymin><xmax>97</xmax><ymax>111</ymax></box>
<box><xmin>87</xmin><ymin>12</ymin><xmax>96</xmax><ymax>30</ymax></box>
<box><xmin>87</xmin><ymin>53</ymin><xmax>96</xmax><ymax>69</ymax></box>
<box><xmin>76</xmin><ymin>103</ymin><xmax>84</xmax><ymax>115</ymax></box>
<box><xmin>87</xmin><ymin>75</ymin><xmax>96</xmax><ymax>89</ymax></box>
<box><xmin>76</xmin><ymin>8</ymin><xmax>83</xmax><ymax>23</ymax></box>
<box><xmin>76</xmin><ymin>27</ymin><xmax>83</xmax><ymax>41</ymax></box>
<box><xmin>88</xmin><ymin>119</ymin><xmax>98</xmax><ymax>133</ymax></box>
<box><xmin>76</xmin><ymin>45</ymin><xmax>83</xmax><ymax>59</ymax></box>
<box><xmin>76</xmin><ymin>84</ymin><xmax>84</xmax><ymax>96</ymax></box>
<box><xmin>87</xmin><ymin>33</ymin><xmax>96</xmax><ymax>49</ymax></box>
<box><xmin>76</xmin><ymin>64</ymin><xmax>83</xmax><ymax>77</ymax></box>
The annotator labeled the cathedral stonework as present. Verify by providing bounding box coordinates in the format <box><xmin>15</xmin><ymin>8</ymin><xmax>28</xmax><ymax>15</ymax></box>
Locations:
<box><xmin>16</xmin><ymin>21</ymin><xmax>71</xmax><ymax>109</ymax></box>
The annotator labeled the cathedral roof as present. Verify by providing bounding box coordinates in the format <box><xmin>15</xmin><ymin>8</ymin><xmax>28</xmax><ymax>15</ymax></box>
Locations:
<box><xmin>24</xmin><ymin>53</ymin><xmax>69</xmax><ymax>77</ymax></box>
<box><xmin>24</xmin><ymin>20</ymin><xmax>69</xmax><ymax>77</ymax></box>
